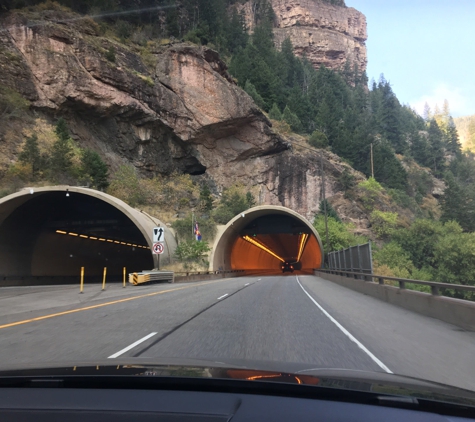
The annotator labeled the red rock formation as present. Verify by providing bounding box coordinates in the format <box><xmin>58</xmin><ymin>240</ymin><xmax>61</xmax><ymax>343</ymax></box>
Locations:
<box><xmin>238</xmin><ymin>0</ymin><xmax>367</xmax><ymax>73</ymax></box>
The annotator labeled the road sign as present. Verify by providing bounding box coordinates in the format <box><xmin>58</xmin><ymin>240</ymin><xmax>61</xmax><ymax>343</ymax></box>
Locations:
<box><xmin>153</xmin><ymin>242</ymin><xmax>164</xmax><ymax>255</ymax></box>
<box><xmin>153</xmin><ymin>227</ymin><xmax>165</xmax><ymax>242</ymax></box>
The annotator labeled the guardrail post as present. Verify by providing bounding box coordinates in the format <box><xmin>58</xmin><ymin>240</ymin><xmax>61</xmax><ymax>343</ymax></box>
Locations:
<box><xmin>102</xmin><ymin>267</ymin><xmax>107</xmax><ymax>291</ymax></box>
<box><xmin>378</xmin><ymin>277</ymin><xmax>384</xmax><ymax>285</ymax></box>
<box><xmin>399</xmin><ymin>280</ymin><xmax>406</xmax><ymax>289</ymax></box>
<box><xmin>431</xmin><ymin>285</ymin><xmax>440</xmax><ymax>296</ymax></box>
<box><xmin>80</xmin><ymin>267</ymin><xmax>84</xmax><ymax>294</ymax></box>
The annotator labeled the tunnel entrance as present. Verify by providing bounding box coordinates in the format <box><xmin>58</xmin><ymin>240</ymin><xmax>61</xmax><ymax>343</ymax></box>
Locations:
<box><xmin>211</xmin><ymin>206</ymin><xmax>323</xmax><ymax>273</ymax></box>
<box><xmin>0</xmin><ymin>187</ymin><xmax>166</xmax><ymax>285</ymax></box>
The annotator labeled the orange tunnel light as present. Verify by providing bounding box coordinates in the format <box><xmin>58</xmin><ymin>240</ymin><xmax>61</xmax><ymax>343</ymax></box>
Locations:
<box><xmin>242</xmin><ymin>235</ymin><xmax>286</xmax><ymax>263</ymax></box>
<box><xmin>296</xmin><ymin>233</ymin><xmax>309</xmax><ymax>263</ymax></box>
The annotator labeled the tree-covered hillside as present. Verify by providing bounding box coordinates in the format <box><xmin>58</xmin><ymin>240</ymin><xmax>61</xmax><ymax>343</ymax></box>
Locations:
<box><xmin>4</xmin><ymin>0</ymin><xmax>475</xmax><ymax>287</ymax></box>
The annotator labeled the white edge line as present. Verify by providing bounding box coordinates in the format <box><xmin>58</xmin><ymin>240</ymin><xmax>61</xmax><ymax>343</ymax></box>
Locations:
<box><xmin>217</xmin><ymin>293</ymin><xmax>229</xmax><ymax>300</ymax></box>
<box><xmin>108</xmin><ymin>332</ymin><xmax>157</xmax><ymax>359</ymax></box>
<box><xmin>296</xmin><ymin>276</ymin><xmax>392</xmax><ymax>374</ymax></box>
<box><xmin>245</xmin><ymin>283</ymin><xmax>250</xmax><ymax>286</ymax></box>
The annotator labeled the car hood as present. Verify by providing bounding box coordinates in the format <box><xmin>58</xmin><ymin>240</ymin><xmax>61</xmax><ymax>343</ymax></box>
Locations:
<box><xmin>1</xmin><ymin>357</ymin><xmax>475</xmax><ymax>407</ymax></box>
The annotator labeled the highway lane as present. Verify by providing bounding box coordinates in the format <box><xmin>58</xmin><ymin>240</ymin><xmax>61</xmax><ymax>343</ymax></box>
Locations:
<box><xmin>134</xmin><ymin>275</ymin><xmax>383</xmax><ymax>372</ymax></box>
<box><xmin>1</xmin><ymin>275</ymin><xmax>475</xmax><ymax>391</ymax></box>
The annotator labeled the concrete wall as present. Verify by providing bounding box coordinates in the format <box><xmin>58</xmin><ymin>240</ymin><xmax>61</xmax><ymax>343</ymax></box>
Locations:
<box><xmin>315</xmin><ymin>271</ymin><xmax>475</xmax><ymax>331</ymax></box>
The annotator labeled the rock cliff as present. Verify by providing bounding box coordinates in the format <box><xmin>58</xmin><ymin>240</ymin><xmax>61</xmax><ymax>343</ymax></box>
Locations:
<box><xmin>238</xmin><ymin>0</ymin><xmax>367</xmax><ymax>73</ymax></box>
<box><xmin>0</xmin><ymin>8</ymin><xmax>368</xmax><ymax>227</ymax></box>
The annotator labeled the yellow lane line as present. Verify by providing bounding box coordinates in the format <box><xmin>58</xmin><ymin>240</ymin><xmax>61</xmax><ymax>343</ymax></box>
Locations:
<box><xmin>0</xmin><ymin>279</ymin><xmax>228</xmax><ymax>331</ymax></box>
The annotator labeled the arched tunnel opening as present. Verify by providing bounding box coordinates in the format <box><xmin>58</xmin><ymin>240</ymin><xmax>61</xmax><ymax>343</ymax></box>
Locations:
<box><xmin>0</xmin><ymin>190</ymin><xmax>155</xmax><ymax>284</ymax></box>
<box><xmin>212</xmin><ymin>206</ymin><xmax>323</xmax><ymax>274</ymax></box>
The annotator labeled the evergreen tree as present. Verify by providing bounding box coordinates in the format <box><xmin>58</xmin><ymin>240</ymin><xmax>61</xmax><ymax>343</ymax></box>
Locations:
<box><xmin>427</xmin><ymin>119</ymin><xmax>446</xmax><ymax>177</ymax></box>
<box><xmin>319</xmin><ymin>199</ymin><xmax>341</xmax><ymax>222</ymax></box>
<box><xmin>199</xmin><ymin>184</ymin><xmax>214</xmax><ymax>212</ymax></box>
<box><xmin>81</xmin><ymin>149</ymin><xmax>109</xmax><ymax>190</ymax></box>
<box><xmin>338</xmin><ymin>167</ymin><xmax>356</xmax><ymax>193</ymax></box>
<box><xmin>51</xmin><ymin>118</ymin><xmax>74</xmax><ymax>177</ymax></box>
<box><xmin>440</xmin><ymin>172</ymin><xmax>475</xmax><ymax>231</ymax></box>
<box><xmin>446</xmin><ymin>116</ymin><xmax>462</xmax><ymax>156</ymax></box>
<box><xmin>18</xmin><ymin>134</ymin><xmax>42</xmax><ymax>177</ymax></box>
<box><xmin>246</xmin><ymin>191</ymin><xmax>256</xmax><ymax>208</ymax></box>
<box><xmin>282</xmin><ymin>105</ymin><xmax>303</xmax><ymax>132</ymax></box>
<box><xmin>244</xmin><ymin>80</ymin><xmax>266</xmax><ymax>109</ymax></box>
<box><xmin>55</xmin><ymin>117</ymin><xmax>69</xmax><ymax>142</ymax></box>
<box><xmin>268</xmin><ymin>103</ymin><xmax>282</xmax><ymax>120</ymax></box>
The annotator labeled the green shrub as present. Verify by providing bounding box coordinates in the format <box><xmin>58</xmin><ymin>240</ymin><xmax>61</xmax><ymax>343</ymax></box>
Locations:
<box><xmin>105</xmin><ymin>46</ymin><xmax>116</xmax><ymax>62</ymax></box>
<box><xmin>174</xmin><ymin>240</ymin><xmax>211</xmax><ymax>270</ymax></box>
<box><xmin>370</xmin><ymin>210</ymin><xmax>398</xmax><ymax>239</ymax></box>
<box><xmin>309</xmin><ymin>130</ymin><xmax>329</xmax><ymax>148</ymax></box>
<box><xmin>358</xmin><ymin>177</ymin><xmax>383</xmax><ymax>209</ymax></box>
<box><xmin>314</xmin><ymin>215</ymin><xmax>367</xmax><ymax>254</ymax></box>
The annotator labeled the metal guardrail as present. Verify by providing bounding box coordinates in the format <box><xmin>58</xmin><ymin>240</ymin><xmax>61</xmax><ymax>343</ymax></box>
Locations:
<box><xmin>318</xmin><ymin>269</ymin><xmax>475</xmax><ymax>297</ymax></box>
<box><xmin>328</xmin><ymin>242</ymin><xmax>373</xmax><ymax>275</ymax></box>
<box><xmin>129</xmin><ymin>269</ymin><xmax>246</xmax><ymax>285</ymax></box>
<box><xmin>129</xmin><ymin>271</ymin><xmax>174</xmax><ymax>285</ymax></box>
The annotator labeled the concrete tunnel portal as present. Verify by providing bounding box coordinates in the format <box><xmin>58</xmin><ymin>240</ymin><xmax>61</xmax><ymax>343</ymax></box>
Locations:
<box><xmin>0</xmin><ymin>187</ymin><xmax>176</xmax><ymax>286</ymax></box>
<box><xmin>212</xmin><ymin>206</ymin><xmax>323</xmax><ymax>273</ymax></box>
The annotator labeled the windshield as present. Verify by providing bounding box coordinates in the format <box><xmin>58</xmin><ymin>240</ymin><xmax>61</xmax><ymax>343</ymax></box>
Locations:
<box><xmin>1</xmin><ymin>0</ymin><xmax>475</xmax><ymax>402</ymax></box>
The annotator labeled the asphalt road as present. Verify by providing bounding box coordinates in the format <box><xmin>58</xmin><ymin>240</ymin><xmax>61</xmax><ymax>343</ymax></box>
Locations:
<box><xmin>1</xmin><ymin>275</ymin><xmax>475</xmax><ymax>391</ymax></box>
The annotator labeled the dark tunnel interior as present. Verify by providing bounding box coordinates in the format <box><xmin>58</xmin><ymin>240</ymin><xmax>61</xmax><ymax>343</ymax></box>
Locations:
<box><xmin>0</xmin><ymin>192</ymin><xmax>153</xmax><ymax>280</ymax></box>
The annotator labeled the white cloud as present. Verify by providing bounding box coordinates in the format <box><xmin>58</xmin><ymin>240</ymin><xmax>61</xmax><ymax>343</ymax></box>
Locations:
<box><xmin>409</xmin><ymin>84</ymin><xmax>471</xmax><ymax>118</ymax></box>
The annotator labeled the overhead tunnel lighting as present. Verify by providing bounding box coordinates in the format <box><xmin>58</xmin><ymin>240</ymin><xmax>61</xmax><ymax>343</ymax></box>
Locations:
<box><xmin>55</xmin><ymin>230</ymin><xmax>150</xmax><ymax>250</ymax></box>
<box><xmin>242</xmin><ymin>235</ymin><xmax>285</xmax><ymax>263</ymax></box>
<box><xmin>296</xmin><ymin>233</ymin><xmax>309</xmax><ymax>263</ymax></box>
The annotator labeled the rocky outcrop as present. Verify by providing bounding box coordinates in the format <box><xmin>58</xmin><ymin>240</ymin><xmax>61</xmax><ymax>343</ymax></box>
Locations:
<box><xmin>2</xmin><ymin>10</ymin><xmax>287</xmax><ymax>177</ymax></box>
<box><xmin>239</xmin><ymin>0</ymin><xmax>367</xmax><ymax>73</ymax></box>
<box><xmin>0</xmin><ymin>8</ymin><xmax>367</xmax><ymax>225</ymax></box>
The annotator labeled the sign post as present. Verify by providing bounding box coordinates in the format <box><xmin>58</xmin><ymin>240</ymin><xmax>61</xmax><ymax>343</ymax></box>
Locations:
<box><xmin>152</xmin><ymin>227</ymin><xmax>166</xmax><ymax>270</ymax></box>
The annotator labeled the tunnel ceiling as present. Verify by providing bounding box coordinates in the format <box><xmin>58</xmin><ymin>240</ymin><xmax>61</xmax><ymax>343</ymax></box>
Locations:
<box><xmin>241</xmin><ymin>215</ymin><xmax>312</xmax><ymax>236</ymax></box>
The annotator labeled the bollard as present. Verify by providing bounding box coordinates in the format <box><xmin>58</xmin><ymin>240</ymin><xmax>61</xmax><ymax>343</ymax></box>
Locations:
<box><xmin>80</xmin><ymin>267</ymin><xmax>84</xmax><ymax>294</ymax></box>
<box><xmin>123</xmin><ymin>267</ymin><xmax>126</xmax><ymax>288</ymax></box>
<box><xmin>102</xmin><ymin>267</ymin><xmax>107</xmax><ymax>291</ymax></box>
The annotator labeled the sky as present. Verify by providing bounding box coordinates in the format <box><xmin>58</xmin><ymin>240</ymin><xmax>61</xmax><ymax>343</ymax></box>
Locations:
<box><xmin>346</xmin><ymin>0</ymin><xmax>475</xmax><ymax>118</ymax></box>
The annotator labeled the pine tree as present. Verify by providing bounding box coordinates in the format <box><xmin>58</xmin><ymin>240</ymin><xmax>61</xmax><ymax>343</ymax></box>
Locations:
<box><xmin>81</xmin><ymin>149</ymin><xmax>109</xmax><ymax>190</ymax></box>
<box><xmin>55</xmin><ymin>117</ymin><xmax>69</xmax><ymax>142</ymax></box>
<box><xmin>268</xmin><ymin>103</ymin><xmax>282</xmax><ymax>120</ymax></box>
<box><xmin>440</xmin><ymin>172</ymin><xmax>475</xmax><ymax>231</ymax></box>
<box><xmin>338</xmin><ymin>167</ymin><xmax>356</xmax><ymax>193</ymax></box>
<box><xmin>423</xmin><ymin>102</ymin><xmax>432</xmax><ymax>121</ymax></box>
<box><xmin>282</xmin><ymin>105</ymin><xmax>303</xmax><ymax>132</ymax></box>
<box><xmin>319</xmin><ymin>199</ymin><xmax>341</xmax><ymax>222</ymax></box>
<box><xmin>199</xmin><ymin>184</ymin><xmax>214</xmax><ymax>212</ymax></box>
<box><xmin>244</xmin><ymin>80</ymin><xmax>266</xmax><ymax>109</ymax></box>
<box><xmin>246</xmin><ymin>191</ymin><xmax>256</xmax><ymax>208</ymax></box>
<box><xmin>51</xmin><ymin>118</ymin><xmax>74</xmax><ymax>178</ymax></box>
<box><xmin>427</xmin><ymin>119</ymin><xmax>446</xmax><ymax>177</ymax></box>
<box><xmin>446</xmin><ymin>116</ymin><xmax>462</xmax><ymax>156</ymax></box>
<box><xmin>19</xmin><ymin>134</ymin><xmax>42</xmax><ymax>177</ymax></box>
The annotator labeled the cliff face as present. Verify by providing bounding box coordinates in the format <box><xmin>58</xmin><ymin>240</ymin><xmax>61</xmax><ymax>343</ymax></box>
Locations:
<box><xmin>239</xmin><ymin>0</ymin><xmax>367</xmax><ymax>73</ymax></box>
<box><xmin>0</xmin><ymin>8</ymin><xmax>368</xmax><ymax>226</ymax></box>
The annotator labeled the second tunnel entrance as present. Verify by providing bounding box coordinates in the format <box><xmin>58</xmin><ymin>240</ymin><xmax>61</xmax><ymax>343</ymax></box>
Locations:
<box><xmin>211</xmin><ymin>206</ymin><xmax>323</xmax><ymax>273</ymax></box>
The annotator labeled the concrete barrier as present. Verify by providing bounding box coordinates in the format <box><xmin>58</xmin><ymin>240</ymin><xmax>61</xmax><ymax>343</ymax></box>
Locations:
<box><xmin>315</xmin><ymin>271</ymin><xmax>475</xmax><ymax>331</ymax></box>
